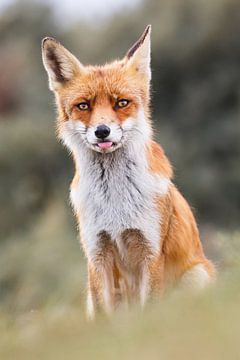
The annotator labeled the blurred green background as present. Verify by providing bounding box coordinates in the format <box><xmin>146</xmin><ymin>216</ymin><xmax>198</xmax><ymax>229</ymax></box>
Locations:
<box><xmin>0</xmin><ymin>0</ymin><xmax>240</xmax><ymax>358</ymax></box>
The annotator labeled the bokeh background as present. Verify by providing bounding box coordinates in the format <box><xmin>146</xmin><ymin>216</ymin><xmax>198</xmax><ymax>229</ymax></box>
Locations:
<box><xmin>0</xmin><ymin>0</ymin><xmax>240</xmax><ymax>358</ymax></box>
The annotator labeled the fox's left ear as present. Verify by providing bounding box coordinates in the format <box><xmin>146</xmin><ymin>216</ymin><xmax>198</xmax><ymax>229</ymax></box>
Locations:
<box><xmin>125</xmin><ymin>25</ymin><xmax>151</xmax><ymax>81</ymax></box>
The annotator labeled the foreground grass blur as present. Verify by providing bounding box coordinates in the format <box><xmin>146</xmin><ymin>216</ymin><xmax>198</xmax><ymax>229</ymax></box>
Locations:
<box><xmin>1</xmin><ymin>265</ymin><xmax>239</xmax><ymax>360</ymax></box>
<box><xmin>0</xmin><ymin>202</ymin><xmax>239</xmax><ymax>359</ymax></box>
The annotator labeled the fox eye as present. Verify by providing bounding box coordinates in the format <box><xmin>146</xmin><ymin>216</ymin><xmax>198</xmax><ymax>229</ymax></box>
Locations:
<box><xmin>116</xmin><ymin>99</ymin><xmax>129</xmax><ymax>108</ymax></box>
<box><xmin>77</xmin><ymin>102</ymin><xmax>90</xmax><ymax>110</ymax></box>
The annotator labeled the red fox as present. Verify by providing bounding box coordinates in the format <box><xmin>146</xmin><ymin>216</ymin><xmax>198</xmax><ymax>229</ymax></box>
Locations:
<box><xmin>42</xmin><ymin>25</ymin><xmax>215</xmax><ymax>319</ymax></box>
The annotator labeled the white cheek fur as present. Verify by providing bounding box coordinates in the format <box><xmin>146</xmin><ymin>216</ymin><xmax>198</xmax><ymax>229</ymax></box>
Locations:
<box><xmin>59</xmin><ymin>119</ymin><xmax>87</xmax><ymax>151</ymax></box>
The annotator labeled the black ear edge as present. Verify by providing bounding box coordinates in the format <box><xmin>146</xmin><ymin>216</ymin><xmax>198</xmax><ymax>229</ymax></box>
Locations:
<box><xmin>126</xmin><ymin>25</ymin><xmax>151</xmax><ymax>59</ymax></box>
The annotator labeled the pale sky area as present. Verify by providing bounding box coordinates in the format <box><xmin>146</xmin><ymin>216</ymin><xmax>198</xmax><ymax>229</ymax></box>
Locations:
<box><xmin>0</xmin><ymin>0</ymin><xmax>142</xmax><ymax>22</ymax></box>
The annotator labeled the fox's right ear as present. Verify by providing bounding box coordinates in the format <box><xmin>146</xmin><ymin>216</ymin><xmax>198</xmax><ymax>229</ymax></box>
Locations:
<box><xmin>42</xmin><ymin>37</ymin><xmax>84</xmax><ymax>91</ymax></box>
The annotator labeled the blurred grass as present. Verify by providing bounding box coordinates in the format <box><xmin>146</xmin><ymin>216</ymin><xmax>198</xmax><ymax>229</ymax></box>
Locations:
<box><xmin>0</xmin><ymin>260</ymin><xmax>239</xmax><ymax>360</ymax></box>
<box><xmin>0</xmin><ymin>197</ymin><xmax>86</xmax><ymax>313</ymax></box>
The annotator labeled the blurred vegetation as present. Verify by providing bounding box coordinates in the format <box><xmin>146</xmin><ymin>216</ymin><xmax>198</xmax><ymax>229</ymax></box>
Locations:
<box><xmin>0</xmin><ymin>0</ymin><xmax>240</xmax><ymax>355</ymax></box>
<box><xmin>1</xmin><ymin>239</ymin><xmax>240</xmax><ymax>359</ymax></box>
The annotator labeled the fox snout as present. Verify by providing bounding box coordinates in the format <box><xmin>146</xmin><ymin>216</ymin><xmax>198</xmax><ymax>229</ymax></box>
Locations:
<box><xmin>82</xmin><ymin>121</ymin><xmax>123</xmax><ymax>153</ymax></box>
<box><xmin>95</xmin><ymin>125</ymin><xmax>111</xmax><ymax>139</ymax></box>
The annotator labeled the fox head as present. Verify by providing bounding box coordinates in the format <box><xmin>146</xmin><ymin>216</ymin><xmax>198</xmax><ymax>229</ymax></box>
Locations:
<box><xmin>42</xmin><ymin>25</ymin><xmax>152</xmax><ymax>154</ymax></box>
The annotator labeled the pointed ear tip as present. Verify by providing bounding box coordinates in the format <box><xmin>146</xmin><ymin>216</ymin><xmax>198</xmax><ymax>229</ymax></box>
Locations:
<box><xmin>145</xmin><ymin>24</ymin><xmax>152</xmax><ymax>36</ymax></box>
<box><xmin>41</xmin><ymin>37</ymin><xmax>59</xmax><ymax>49</ymax></box>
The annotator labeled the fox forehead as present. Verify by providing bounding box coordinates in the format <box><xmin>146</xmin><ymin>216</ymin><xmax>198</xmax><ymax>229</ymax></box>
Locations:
<box><xmin>58</xmin><ymin>61</ymin><xmax>146</xmax><ymax>102</ymax></box>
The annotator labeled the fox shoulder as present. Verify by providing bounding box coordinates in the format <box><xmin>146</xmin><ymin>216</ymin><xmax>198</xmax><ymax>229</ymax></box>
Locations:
<box><xmin>147</xmin><ymin>140</ymin><xmax>173</xmax><ymax>179</ymax></box>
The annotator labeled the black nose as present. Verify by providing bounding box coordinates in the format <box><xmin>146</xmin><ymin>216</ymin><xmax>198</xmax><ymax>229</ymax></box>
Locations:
<box><xmin>95</xmin><ymin>125</ymin><xmax>111</xmax><ymax>139</ymax></box>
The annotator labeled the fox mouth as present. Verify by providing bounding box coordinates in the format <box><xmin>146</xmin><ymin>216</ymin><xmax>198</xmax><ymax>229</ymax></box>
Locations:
<box><xmin>97</xmin><ymin>141</ymin><xmax>113</xmax><ymax>150</ymax></box>
<box><xmin>89</xmin><ymin>140</ymin><xmax>122</xmax><ymax>153</ymax></box>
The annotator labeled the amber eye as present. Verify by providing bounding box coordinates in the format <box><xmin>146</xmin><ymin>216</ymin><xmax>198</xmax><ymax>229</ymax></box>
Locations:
<box><xmin>116</xmin><ymin>99</ymin><xmax>129</xmax><ymax>108</ymax></box>
<box><xmin>77</xmin><ymin>102</ymin><xmax>90</xmax><ymax>110</ymax></box>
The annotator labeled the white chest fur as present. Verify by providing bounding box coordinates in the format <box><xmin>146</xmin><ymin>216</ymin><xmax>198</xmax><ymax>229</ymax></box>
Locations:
<box><xmin>70</xmin><ymin>143</ymin><xmax>170</xmax><ymax>260</ymax></box>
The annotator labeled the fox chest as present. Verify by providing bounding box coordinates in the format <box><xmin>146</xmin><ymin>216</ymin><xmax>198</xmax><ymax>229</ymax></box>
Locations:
<box><xmin>70</xmin><ymin>157</ymin><xmax>168</xmax><ymax>258</ymax></box>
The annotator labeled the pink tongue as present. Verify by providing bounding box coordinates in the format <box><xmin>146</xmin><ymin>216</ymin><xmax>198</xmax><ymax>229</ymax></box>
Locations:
<box><xmin>98</xmin><ymin>141</ymin><xmax>113</xmax><ymax>149</ymax></box>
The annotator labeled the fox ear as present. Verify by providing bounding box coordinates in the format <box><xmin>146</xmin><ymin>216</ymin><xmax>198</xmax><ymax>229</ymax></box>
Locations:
<box><xmin>125</xmin><ymin>25</ymin><xmax>151</xmax><ymax>81</ymax></box>
<box><xmin>42</xmin><ymin>37</ymin><xmax>84</xmax><ymax>91</ymax></box>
